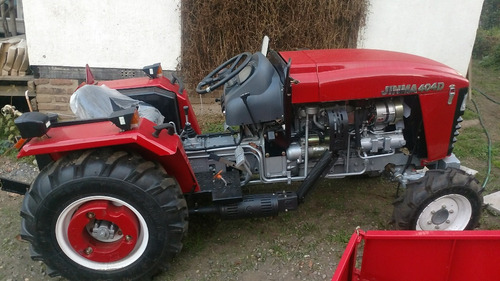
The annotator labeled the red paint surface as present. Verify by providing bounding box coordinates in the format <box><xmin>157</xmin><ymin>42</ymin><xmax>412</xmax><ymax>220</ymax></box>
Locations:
<box><xmin>19</xmin><ymin>118</ymin><xmax>199</xmax><ymax>193</ymax></box>
<box><xmin>67</xmin><ymin>200</ymin><xmax>139</xmax><ymax>262</ymax></box>
<box><xmin>281</xmin><ymin>49</ymin><xmax>469</xmax><ymax>162</ymax></box>
<box><xmin>332</xmin><ymin>230</ymin><xmax>500</xmax><ymax>281</ymax></box>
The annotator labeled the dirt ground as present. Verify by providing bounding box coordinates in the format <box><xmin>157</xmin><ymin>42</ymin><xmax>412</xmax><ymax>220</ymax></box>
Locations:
<box><xmin>0</xmin><ymin>66</ymin><xmax>499</xmax><ymax>280</ymax></box>
<box><xmin>0</xmin><ymin>156</ymin><xmax>401</xmax><ymax>281</ymax></box>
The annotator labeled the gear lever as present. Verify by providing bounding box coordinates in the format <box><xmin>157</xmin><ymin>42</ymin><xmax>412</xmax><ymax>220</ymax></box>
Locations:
<box><xmin>181</xmin><ymin>106</ymin><xmax>197</xmax><ymax>139</ymax></box>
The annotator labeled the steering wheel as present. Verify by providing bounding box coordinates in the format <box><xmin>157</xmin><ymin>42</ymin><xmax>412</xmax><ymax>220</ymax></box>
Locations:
<box><xmin>196</xmin><ymin>52</ymin><xmax>252</xmax><ymax>94</ymax></box>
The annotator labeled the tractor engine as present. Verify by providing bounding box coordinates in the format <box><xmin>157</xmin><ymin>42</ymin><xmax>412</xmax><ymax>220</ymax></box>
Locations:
<box><xmin>286</xmin><ymin>97</ymin><xmax>407</xmax><ymax>175</ymax></box>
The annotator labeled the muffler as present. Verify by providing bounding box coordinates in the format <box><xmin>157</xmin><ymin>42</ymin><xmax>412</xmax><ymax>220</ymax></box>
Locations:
<box><xmin>189</xmin><ymin>191</ymin><xmax>298</xmax><ymax>219</ymax></box>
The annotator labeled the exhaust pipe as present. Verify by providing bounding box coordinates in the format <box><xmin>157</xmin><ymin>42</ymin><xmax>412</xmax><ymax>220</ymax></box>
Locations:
<box><xmin>189</xmin><ymin>191</ymin><xmax>298</xmax><ymax>219</ymax></box>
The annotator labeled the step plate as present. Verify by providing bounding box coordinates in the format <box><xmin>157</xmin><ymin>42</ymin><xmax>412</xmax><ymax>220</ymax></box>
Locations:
<box><xmin>196</xmin><ymin>170</ymin><xmax>242</xmax><ymax>204</ymax></box>
<box><xmin>0</xmin><ymin>177</ymin><xmax>30</xmax><ymax>195</ymax></box>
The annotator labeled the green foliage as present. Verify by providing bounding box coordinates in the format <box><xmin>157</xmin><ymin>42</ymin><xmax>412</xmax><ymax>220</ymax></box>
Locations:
<box><xmin>0</xmin><ymin>112</ymin><xmax>20</xmax><ymax>154</ymax></box>
<box><xmin>480</xmin><ymin>0</ymin><xmax>500</xmax><ymax>29</ymax></box>
<box><xmin>473</xmin><ymin>28</ymin><xmax>500</xmax><ymax>59</ymax></box>
<box><xmin>480</xmin><ymin>42</ymin><xmax>500</xmax><ymax>69</ymax></box>
<box><xmin>474</xmin><ymin>0</ymin><xmax>500</xmax><ymax>68</ymax></box>
<box><xmin>0</xmin><ymin>139</ymin><xmax>11</xmax><ymax>154</ymax></box>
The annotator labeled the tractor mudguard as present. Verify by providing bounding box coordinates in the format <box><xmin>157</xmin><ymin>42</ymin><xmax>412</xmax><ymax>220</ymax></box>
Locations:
<box><xmin>18</xmin><ymin>117</ymin><xmax>199</xmax><ymax>193</ymax></box>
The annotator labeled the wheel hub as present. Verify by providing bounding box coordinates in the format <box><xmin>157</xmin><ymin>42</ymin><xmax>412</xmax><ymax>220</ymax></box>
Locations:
<box><xmin>67</xmin><ymin>200</ymin><xmax>139</xmax><ymax>262</ymax></box>
<box><xmin>431</xmin><ymin>207</ymin><xmax>450</xmax><ymax>225</ymax></box>
<box><xmin>417</xmin><ymin>194</ymin><xmax>472</xmax><ymax>230</ymax></box>
<box><xmin>90</xmin><ymin>220</ymin><xmax>121</xmax><ymax>242</ymax></box>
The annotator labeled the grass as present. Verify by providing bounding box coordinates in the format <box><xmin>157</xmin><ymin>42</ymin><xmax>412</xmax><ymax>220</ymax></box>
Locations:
<box><xmin>457</xmin><ymin>60</ymin><xmax>500</xmax><ymax>191</ymax></box>
<box><xmin>201</xmin><ymin>122</ymin><xmax>226</xmax><ymax>133</ymax></box>
<box><xmin>454</xmin><ymin>126</ymin><xmax>489</xmax><ymax>159</ymax></box>
<box><xmin>471</xmin><ymin>60</ymin><xmax>500</xmax><ymax>95</ymax></box>
<box><xmin>462</xmin><ymin>108</ymin><xmax>478</xmax><ymax>120</ymax></box>
<box><xmin>326</xmin><ymin>229</ymin><xmax>351</xmax><ymax>245</ymax></box>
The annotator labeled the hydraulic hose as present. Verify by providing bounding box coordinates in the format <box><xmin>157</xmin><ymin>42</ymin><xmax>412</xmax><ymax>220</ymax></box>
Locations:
<box><xmin>471</xmin><ymin>88</ymin><xmax>495</xmax><ymax>192</ymax></box>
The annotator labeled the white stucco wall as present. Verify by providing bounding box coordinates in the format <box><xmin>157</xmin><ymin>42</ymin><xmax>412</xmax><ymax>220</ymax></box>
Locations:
<box><xmin>23</xmin><ymin>1</ymin><xmax>483</xmax><ymax>75</ymax></box>
<box><xmin>23</xmin><ymin>0</ymin><xmax>181</xmax><ymax>70</ymax></box>
<box><xmin>358</xmin><ymin>0</ymin><xmax>484</xmax><ymax>75</ymax></box>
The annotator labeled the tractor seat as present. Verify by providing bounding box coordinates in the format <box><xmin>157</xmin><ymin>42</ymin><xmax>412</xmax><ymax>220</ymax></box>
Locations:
<box><xmin>70</xmin><ymin>84</ymin><xmax>165</xmax><ymax>124</ymax></box>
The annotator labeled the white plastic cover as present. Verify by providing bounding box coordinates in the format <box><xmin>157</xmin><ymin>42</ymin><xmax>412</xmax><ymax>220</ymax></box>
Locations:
<box><xmin>70</xmin><ymin>84</ymin><xmax>164</xmax><ymax>124</ymax></box>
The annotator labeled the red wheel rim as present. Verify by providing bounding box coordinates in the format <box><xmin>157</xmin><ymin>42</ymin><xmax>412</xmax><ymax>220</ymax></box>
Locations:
<box><xmin>67</xmin><ymin>200</ymin><xmax>140</xmax><ymax>262</ymax></box>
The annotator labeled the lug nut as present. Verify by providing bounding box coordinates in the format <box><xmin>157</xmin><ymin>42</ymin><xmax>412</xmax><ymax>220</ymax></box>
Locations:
<box><xmin>442</xmin><ymin>205</ymin><xmax>447</xmax><ymax>209</ymax></box>
<box><xmin>449</xmin><ymin>209</ymin><xmax>454</xmax><ymax>214</ymax></box>
<box><xmin>84</xmin><ymin>247</ymin><xmax>93</xmax><ymax>255</ymax></box>
<box><xmin>86</xmin><ymin>212</ymin><xmax>95</xmax><ymax>219</ymax></box>
<box><xmin>427</xmin><ymin>221</ymin><xmax>432</xmax><ymax>225</ymax></box>
<box><xmin>446</xmin><ymin>220</ymin><xmax>451</xmax><ymax>224</ymax></box>
<box><xmin>125</xmin><ymin>235</ymin><xmax>133</xmax><ymax>242</ymax></box>
<box><xmin>431</xmin><ymin>210</ymin><xmax>436</xmax><ymax>215</ymax></box>
<box><xmin>435</xmin><ymin>225</ymin><xmax>440</xmax><ymax>230</ymax></box>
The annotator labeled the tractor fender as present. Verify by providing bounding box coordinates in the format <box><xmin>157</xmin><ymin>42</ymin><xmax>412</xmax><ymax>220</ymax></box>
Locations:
<box><xmin>18</xmin><ymin>118</ymin><xmax>199</xmax><ymax>193</ymax></box>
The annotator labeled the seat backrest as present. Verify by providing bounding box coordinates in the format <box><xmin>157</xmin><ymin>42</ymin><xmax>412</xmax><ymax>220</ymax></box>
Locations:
<box><xmin>118</xmin><ymin>87</ymin><xmax>181</xmax><ymax>131</ymax></box>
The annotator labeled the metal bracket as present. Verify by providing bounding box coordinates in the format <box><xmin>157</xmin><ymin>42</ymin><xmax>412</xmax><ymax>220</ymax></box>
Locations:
<box><xmin>0</xmin><ymin>177</ymin><xmax>30</xmax><ymax>195</ymax></box>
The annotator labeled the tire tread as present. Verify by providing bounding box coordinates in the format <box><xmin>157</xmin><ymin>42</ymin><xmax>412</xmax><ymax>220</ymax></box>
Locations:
<box><xmin>20</xmin><ymin>148</ymin><xmax>188</xmax><ymax>280</ymax></box>
<box><xmin>393</xmin><ymin>168</ymin><xmax>482</xmax><ymax>230</ymax></box>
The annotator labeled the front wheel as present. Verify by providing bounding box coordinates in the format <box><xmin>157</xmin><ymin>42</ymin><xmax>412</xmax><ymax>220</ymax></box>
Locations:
<box><xmin>393</xmin><ymin>168</ymin><xmax>483</xmax><ymax>230</ymax></box>
<box><xmin>21</xmin><ymin>149</ymin><xmax>188</xmax><ymax>280</ymax></box>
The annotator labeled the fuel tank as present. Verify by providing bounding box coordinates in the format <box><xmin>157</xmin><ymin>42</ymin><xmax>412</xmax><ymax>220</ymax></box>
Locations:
<box><xmin>279</xmin><ymin>49</ymin><xmax>468</xmax><ymax>104</ymax></box>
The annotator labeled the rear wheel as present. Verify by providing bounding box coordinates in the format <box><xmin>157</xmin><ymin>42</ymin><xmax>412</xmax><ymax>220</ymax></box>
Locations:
<box><xmin>393</xmin><ymin>168</ymin><xmax>482</xmax><ymax>230</ymax></box>
<box><xmin>21</xmin><ymin>149</ymin><xmax>188</xmax><ymax>280</ymax></box>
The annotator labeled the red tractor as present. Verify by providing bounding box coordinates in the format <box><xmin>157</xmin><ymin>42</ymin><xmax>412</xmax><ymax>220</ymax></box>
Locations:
<box><xmin>1</xmin><ymin>39</ymin><xmax>482</xmax><ymax>280</ymax></box>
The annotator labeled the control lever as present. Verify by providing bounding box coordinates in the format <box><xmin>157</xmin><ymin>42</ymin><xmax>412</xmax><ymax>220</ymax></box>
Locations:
<box><xmin>183</xmin><ymin>105</ymin><xmax>190</xmax><ymax>122</ymax></box>
<box><xmin>181</xmin><ymin>106</ymin><xmax>197</xmax><ymax>139</ymax></box>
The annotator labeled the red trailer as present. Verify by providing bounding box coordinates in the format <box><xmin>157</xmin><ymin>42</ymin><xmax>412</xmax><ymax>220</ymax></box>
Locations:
<box><xmin>332</xmin><ymin>229</ymin><xmax>500</xmax><ymax>281</ymax></box>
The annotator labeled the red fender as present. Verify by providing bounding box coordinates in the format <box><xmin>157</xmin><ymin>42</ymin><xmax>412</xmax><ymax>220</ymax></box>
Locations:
<box><xmin>18</xmin><ymin>118</ymin><xmax>199</xmax><ymax>193</ymax></box>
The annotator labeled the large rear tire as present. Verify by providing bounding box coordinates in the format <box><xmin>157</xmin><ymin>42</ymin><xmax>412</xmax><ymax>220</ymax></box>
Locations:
<box><xmin>393</xmin><ymin>168</ymin><xmax>482</xmax><ymax>230</ymax></box>
<box><xmin>20</xmin><ymin>149</ymin><xmax>188</xmax><ymax>280</ymax></box>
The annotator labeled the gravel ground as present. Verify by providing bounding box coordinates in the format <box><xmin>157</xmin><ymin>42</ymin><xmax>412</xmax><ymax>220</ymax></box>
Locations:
<box><xmin>0</xmin><ymin>156</ymin><xmax>62</xmax><ymax>281</ymax></box>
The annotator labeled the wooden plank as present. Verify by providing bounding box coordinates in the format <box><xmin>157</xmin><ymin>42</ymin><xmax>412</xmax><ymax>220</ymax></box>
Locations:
<box><xmin>0</xmin><ymin>74</ymin><xmax>33</xmax><ymax>81</ymax></box>
<box><xmin>0</xmin><ymin>84</ymin><xmax>32</xmax><ymax>97</ymax></box>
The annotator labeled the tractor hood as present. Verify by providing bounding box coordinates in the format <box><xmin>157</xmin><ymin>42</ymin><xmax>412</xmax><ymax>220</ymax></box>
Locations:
<box><xmin>279</xmin><ymin>49</ymin><xmax>469</xmax><ymax>103</ymax></box>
